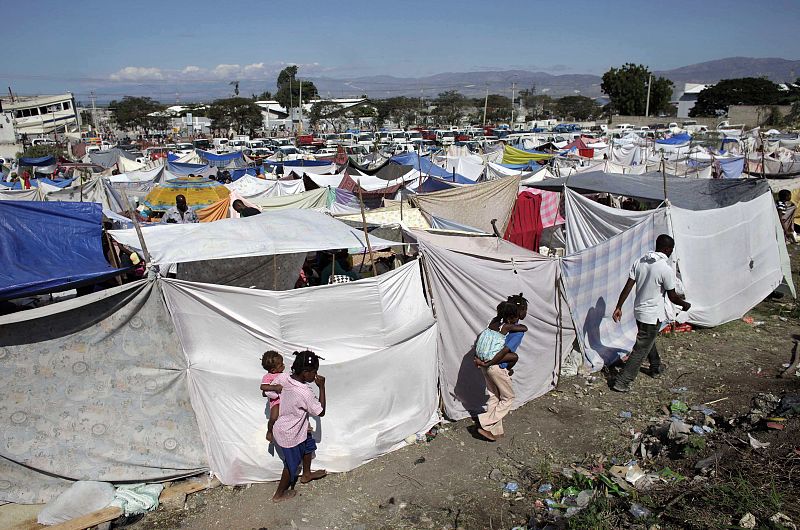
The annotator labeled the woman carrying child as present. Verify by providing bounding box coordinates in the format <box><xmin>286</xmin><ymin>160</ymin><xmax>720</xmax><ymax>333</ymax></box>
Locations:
<box><xmin>270</xmin><ymin>350</ymin><xmax>328</xmax><ymax>502</ymax></box>
<box><xmin>474</xmin><ymin>294</ymin><xmax>529</xmax><ymax>442</ymax></box>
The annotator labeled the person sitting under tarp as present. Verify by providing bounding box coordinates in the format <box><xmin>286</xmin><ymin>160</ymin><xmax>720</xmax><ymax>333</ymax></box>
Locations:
<box><xmin>161</xmin><ymin>194</ymin><xmax>198</xmax><ymax>224</ymax></box>
<box><xmin>232</xmin><ymin>199</ymin><xmax>261</xmax><ymax>217</ymax></box>
<box><xmin>776</xmin><ymin>189</ymin><xmax>797</xmax><ymax>243</ymax></box>
<box><xmin>319</xmin><ymin>249</ymin><xmax>360</xmax><ymax>284</ymax></box>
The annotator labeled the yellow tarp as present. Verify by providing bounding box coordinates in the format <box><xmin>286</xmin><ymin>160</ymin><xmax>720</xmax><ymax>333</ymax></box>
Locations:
<box><xmin>502</xmin><ymin>145</ymin><xmax>554</xmax><ymax>165</ymax></box>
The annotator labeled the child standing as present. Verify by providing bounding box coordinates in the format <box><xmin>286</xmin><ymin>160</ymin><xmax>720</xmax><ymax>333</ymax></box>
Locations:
<box><xmin>271</xmin><ymin>350</ymin><xmax>328</xmax><ymax>502</ymax></box>
<box><xmin>260</xmin><ymin>351</ymin><xmax>286</xmax><ymax>442</ymax></box>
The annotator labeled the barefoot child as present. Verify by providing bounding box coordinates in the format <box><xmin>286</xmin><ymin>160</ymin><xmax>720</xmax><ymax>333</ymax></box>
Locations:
<box><xmin>260</xmin><ymin>351</ymin><xmax>285</xmax><ymax>442</ymax></box>
<box><xmin>271</xmin><ymin>350</ymin><xmax>328</xmax><ymax>502</ymax></box>
<box><xmin>475</xmin><ymin>301</ymin><xmax>527</xmax><ymax>374</ymax></box>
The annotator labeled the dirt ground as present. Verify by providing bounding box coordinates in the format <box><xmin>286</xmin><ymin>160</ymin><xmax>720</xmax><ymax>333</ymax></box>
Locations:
<box><xmin>124</xmin><ymin>252</ymin><xmax>800</xmax><ymax>530</ymax></box>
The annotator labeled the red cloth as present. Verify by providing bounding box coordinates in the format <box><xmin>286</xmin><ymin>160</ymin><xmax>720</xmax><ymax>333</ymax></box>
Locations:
<box><xmin>504</xmin><ymin>191</ymin><xmax>543</xmax><ymax>251</ymax></box>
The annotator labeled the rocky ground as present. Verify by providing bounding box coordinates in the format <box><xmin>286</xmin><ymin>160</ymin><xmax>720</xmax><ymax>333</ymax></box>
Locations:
<box><xmin>123</xmin><ymin>255</ymin><xmax>800</xmax><ymax>530</ymax></box>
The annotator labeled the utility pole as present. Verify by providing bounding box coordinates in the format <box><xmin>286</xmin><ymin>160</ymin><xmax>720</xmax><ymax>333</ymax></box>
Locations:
<box><xmin>298</xmin><ymin>77</ymin><xmax>303</xmax><ymax>134</ymax></box>
<box><xmin>510</xmin><ymin>82</ymin><xmax>516</xmax><ymax>129</ymax></box>
<box><xmin>482</xmin><ymin>84</ymin><xmax>489</xmax><ymax>127</ymax></box>
<box><xmin>90</xmin><ymin>90</ymin><xmax>98</xmax><ymax>134</ymax></box>
<box><xmin>289</xmin><ymin>76</ymin><xmax>293</xmax><ymax>134</ymax></box>
<box><xmin>644</xmin><ymin>74</ymin><xmax>652</xmax><ymax>118</ymax></box>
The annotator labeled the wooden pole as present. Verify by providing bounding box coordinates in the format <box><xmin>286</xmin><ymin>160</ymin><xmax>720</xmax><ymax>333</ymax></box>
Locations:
<box><xmin>356</xmin><ymin>180</ymin><xmax>378</xmax><ymax>278</ymax></box>
<box><xmin>120</xmin><ymin>189</ymin><xmax>153</xmax><ymax>266</ymax></box>
<box><xmin>661</xmin><ymin>153</ymin><xmax>667</xmax><ymax>200</ymax></box>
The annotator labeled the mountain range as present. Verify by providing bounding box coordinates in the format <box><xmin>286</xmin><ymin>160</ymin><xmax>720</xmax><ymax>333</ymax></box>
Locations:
<box><xmin>91</xmin><ymin>57</ymin><xmax>800</xmax><ymax>104</ymax></box>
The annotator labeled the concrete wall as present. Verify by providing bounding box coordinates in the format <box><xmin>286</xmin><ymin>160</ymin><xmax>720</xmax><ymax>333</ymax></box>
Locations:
<box><xmin>726</xmin><ymin>105</ymin><xmax>792</xmax><ymax>129</ymax></box>
<box><xmin>609</xmin><ymin>115</ymin><xmax>717</xmax><ymax>127</ymax></box>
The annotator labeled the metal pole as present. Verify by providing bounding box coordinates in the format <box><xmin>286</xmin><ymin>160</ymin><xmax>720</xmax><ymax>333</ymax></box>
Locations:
<box><xmin>645</xmin><ymin>74</ymin><xmax>652</xmax><ymax>118</ymax></box>
<box><xmin>298</xmin><ymin>77</ymin><xmax>303</xmax><ymax>134</ymax></box>
<box><xmin>482</xmin><ymin>85</ymin><xmax>489</xmax><ymax>127</ymax></box>
<box><xmin>120</xmin><ymin>189</ymin><xmax>153</xmax><ymax>265</ymax></box>
<box><xmin>356</xmin><ymin>180</ymin><xmax>378</xmax><ymax>278</ymax></box>
<box><xmin>510</xmin><ymin>82</ymin><xmax>516</xmax><ymax>129</ymax></box>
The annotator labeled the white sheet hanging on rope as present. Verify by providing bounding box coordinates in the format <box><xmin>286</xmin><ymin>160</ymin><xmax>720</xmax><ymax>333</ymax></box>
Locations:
<box><xmin>109</xmin><ymin>209</ymin><xmax>399</xmax><ymax>265</ymax></box>
<box><xmin>160</xmin><ymin>261</ymin><xmax>438</xmax><ymax>484</ymax></box>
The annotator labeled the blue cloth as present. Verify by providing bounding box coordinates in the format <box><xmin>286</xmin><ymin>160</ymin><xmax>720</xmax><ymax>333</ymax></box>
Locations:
<box><xmin>283</xmin><ymin>159</ymin><xmax>331</xmax><ymax>167</ymax></box>
<box><xmin>167</xmin><ymin>161</ymin><xmax>210</xmax><ymax>176</ymax></box>
<box><xmin>719</xmin><ymin>157</ymin><xmax>745</xmax><ymax>179</ymax></box>
<box><xmin>657</xmin><ymin>133</ymin><xmax>692</xmax><ymax>145</ymax></box>
<box><xmin>196</xmin><ymin>149</ymin><xmax>243</xmax><ymax>162</ymax></box>
<box><xmin>276</xmin><ymin>433</ymin><xmax>317</xmax><ymax>483</ymax></box>
<box><xmin>475</xmin><ymin>328</ymin><xmax>507</xmax><ymax>361</ymax></box>
<box><xmin>505</xmin><ymin>331</ymin><xmax>525</xmax><ymax>352</ymax></box>
<box><xmin>19</xmin><ymin>155</ymin><xmax>56</xmax><ymax>166</ymax></box>
<box><xmin>391</xmin><ymin>153</ymin><xmax>474</xmax><ymax>184</ymax></box>
<box><xmin>0</xmin><ymin>201</ymin><xmax>126</xmax><ymax>300</ymax></box>
<box><xmin>416</xmin><ymin>176</ymin><xmax>458</xmax><ymax>193</ymax></box>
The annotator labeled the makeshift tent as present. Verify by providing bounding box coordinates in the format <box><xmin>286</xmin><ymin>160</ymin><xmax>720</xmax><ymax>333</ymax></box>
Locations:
<box><xmin>160</xmin><ymin>262</ymin><xmax>438</xmax><ymax>483</ymax></box>
<box><xmin>195</xmin><ymin>149</ymin><xmax>245</xmax><ymax>167</ymax></box>
<box><xmin>109</xmin><ymin>209</ymin><xmax>399</xmax><ymax>265</ymax></box>
<box><xmin>336</xmin><ymin>205</ymin><xmax>431</xmax><ymax>230</ymax></box>
<box><xmin>108</xmin><ymin>166</ymin><xmax>165</xmax><ymax>184</ymax></box>
<box><xmin>88</xmin><ymin>149</ymin><xmax>138</xmax><ymax>169</ymax></box>
<box><xmin>250</xmin><ymin>187</ymin><xmax>329</xmax><ymax>210</ymax></box>
<box><xmin>504</xmin><ymin>191</ymin><xmax>543</xmax><ymax>251</ymax></box>
<box><xmin>411</xmin><ymin>175</ymin><xmax>521</xmax><ymax>234</ymax></box>
<box><xmin>40</xmin><ymin>177</ymin><xmax>124</xmax><ymax>212</ymax></box>
<box><xmin>391</xmin><ymin>152</ymin><xmax>474</xmax><ymax>184</ymax></box>
<box><xmin>0</xmin><ymin>280</ymin><xmax>209</xmax><ymax>503</ymax></box>
<box><xmin>225</xmin><ymin>174</ymin><xmax>305</xmax><ymax>198</ymax></box>
<box><xmin>501</xmin><ymin>145</ymin><xmax>554</xmax><ymax>165</ymax></box>
<box><xmin>142</xmin><ymin>177</ymin><xmax>230</xmax><ymax>212</ymax></box>
<box><xmin>561</xmin><ymin>138</ymin><xmax>594</xmax><ymax>159</ymax></box>
<box><xmin>530</xmin><ymin>171</ymin><xmax>769</xmax><ymax>210</ymax></box>
<box><xmin>413</xmin><ymin>230</ymin><xmax>575</xmax><ymax>420</ymax></box>
<box><xmin>0</xmin><ymin>201</ymin><xmax>127</xmax><ymax>300</ymax></box>
<box><xmin>0</xmin><ymin>188</ymin><xmax>41</xmax><ymax>201</ymax></box>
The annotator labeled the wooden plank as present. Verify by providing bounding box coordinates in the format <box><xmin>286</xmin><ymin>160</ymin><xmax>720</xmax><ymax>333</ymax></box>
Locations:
<box><xmin>159</xmin><ymin>477</ymin><xmax>220</xmax><ymax>502</ymax></box>
<box><xmin>47</xmin><ymin>507</ymin><xmax>122</xmax><ymax>530</ymax></box>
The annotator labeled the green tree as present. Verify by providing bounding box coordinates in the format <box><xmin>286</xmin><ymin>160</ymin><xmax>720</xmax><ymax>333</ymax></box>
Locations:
<box><xmin>254</xmin><ymin>90</ymin><xmax>273</xmax><ymax>100</ymax></box>
<box><xmin>22</xmin><ymin>144</ymin><xmax>65</xmax><ymax>159</ymax></box>
<box><xmin>472</xmin><ymin>94</ymin><xmax>511</xmax><ymax>123</ymax></box>
<box><xmin>689</xmin><ymin>77</ymin><xmax>784</xmax><ymax>117</ymax></box>
<box><xmin>432</xmin><ymin>90</ymin><xmax>469</xmax><ymax>126</ymax></box>
<box><xmin>108</xmin><ymin>96</ymin><xmax>167</xmax><ymax>132</ymax></box>
<box><xmin>274</xmin><ymin>65</ymin><xmax>318</xmax><ymax>109</ymax></box>
<box><xmin>519</xmin><ymin>87</ymin><xmax>555</xmax><ymax>120</ymax></box>
<box><xmin>555</xmin><ymin>95</ymin><xmax>600</xmax><ymax>120</ymax></box>
<box><xmin>601</xmin><ymin>63</ymin><xmax>673</xmax><ymax>116</ymax></box>
<box><xmin>373</xmin><ymin>96</ymin><xmax>422</xmax><ymax>127</ymax></box>
<box><xmin>207</xmin><ymin>97</ymin><xmax>264</xmax><ymax>134</ymax></box>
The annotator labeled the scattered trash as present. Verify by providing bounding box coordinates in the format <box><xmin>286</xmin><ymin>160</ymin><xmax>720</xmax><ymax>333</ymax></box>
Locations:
<box><xmin>742</xmin><ymin>316</ymin><xmax>754</xmax><ymax>324</ymax></box>
<box><xmin>691</xmin><ymin>425</ymin><xmax>706</xmax><ymax>435</ymax></box>
<box><xmin>748</xmin><ymin>433</ymin><xmax>771</xmax><ymax>449</ymax></box>
<box><xmin>629</xmin><ymin>503</ymin><xmax>651</xmax><ymax>519</ymax></box>
<box><xmin>425</xmin><ymin>426</ymin><xmax>438</xmax><ymax>442</ymax></box>
<box><xmin>413</xmin><ymin>456</ymin><xmax>425</xmax><ymax>465</ymax></box>
<box><xmin>776</xmin><ymin>394</ymin><xmax>800</xmax><ymax>416</ymax></box>
<box><xmin>670</xmin><ymin>386</ymin><xmax>688</xmax><ymax>394</ymax></box>
<box><xmin>548</xmin><ymin>406</ymin><xmax>560</xmax><ymax>414</ymax></box>
<box><xmin>770</xmin><ymin>512</ymin><xmax>796</xmax><ymax>530</ymax></box>
<box><xmin>670</xmin><ymin>400</ymin><xmax>689</xmax><ymax>415</ymax></box>
<box><xmin>576</xmin><ymin>489</ymin><xmax>593</xmax><ymax>508</ymax></box>
<box><xmin>752</xmin><ymin>321</ymin><xmax>765</xmax><ymax>327</ymax></box>
<box><xmin>660</xmin><ymin>467</ymin><xmax>686</xmax><ymax>481</ymax></box>
<box><xmin>766</xmin><ymin>421</ymin><xmax>785</xmax><ymax>430</ymax></box>
<box><xmin>503</xmin><ymin>482</ymin><xmax>519</xmax><ymax>495</ymax></box>
<box><xmin>489</xmin><ymin>468</ymin><xmax>503</xmax><ymax>481</ymax></box>
<box><xmin>749</xmin><ymin>393</ymin><xmax>781</xmax><ymax>423</ymax></box>
<box><xmin>619</xmin><ymin>410</ymin><xmax>632</xmax><ymax>419</ymax></box>
<box><xmin>690</xmin><ymin>405</ymin><xmax>716</xmax><ymax>416</ymax></box>
<box><xmin>537</xmin><ymin>483</ymin><xmax>553</xmax><ymax>493</ymax></box>
<box><xmin>739</xmin><ymin>512</ymin><xmax>756</xmax><ymax>529</ymax></box>
<box><xmin>667</xmin><ymin>418</ymin><xmax>691</xmax><ymax>444</ymax></box>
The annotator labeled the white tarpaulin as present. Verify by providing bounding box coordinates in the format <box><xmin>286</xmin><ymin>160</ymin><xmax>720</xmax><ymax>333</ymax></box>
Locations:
<box><xmin>109</xmin><ymin>209</ymin><xmax>399</xmax><ymax>265</ymax></box>
<box><xmin>305</xmin><ymin>171</ymin><xmax>347</xmax><ymax>189</ymax></box>
<box><xmin>414</xmin><ymin>231</ymin><xmax>575</xmax><ymax>420</ymax></box>
<box><xmin>564</xmin><ymin>188</ymin><xmax>668</xmax><ymax>254</ymax></box>
<box><xmin>283</xmin><ymin>163</ymin><xmax>337</xmax><ymax>176</ymax></box>
<box><xmin>108</xmin><ymin>166</ymin><xmax>165</xmax><ymax>184</ymax></box>
<box><xmin>160</xmin><ymin>261</ymin><xmax>438</xmax><ymax>484</ymax></box>
<box><xmin>671</xmin><ymin>191</ymin><xmax>785</xmax><ymax>326</ymax></box>
<box><xmin>225</xmin><ymin>175</ymin><xmax>305</xmax><ymax>197</ymax></box>
<box><xmin>0</xmin><ymin>188</ymin><xmax>41</xmax><ymax>201</ymax></box>
<box><xmin>247</xmin><ymin>187</ymin><xmax>329</xmax><ymax>210</ymax></box>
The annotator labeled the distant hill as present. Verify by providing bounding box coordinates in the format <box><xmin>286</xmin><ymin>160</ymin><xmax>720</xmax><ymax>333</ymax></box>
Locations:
<box><xmin>656</xmin><ymin>57</ymin><xmax>800</xmax><ymax>87</ymax></box>
<box><xmin>90</xmin><ymin>57</ymin><xmax>800</xmax><ymax>103</ymax></box>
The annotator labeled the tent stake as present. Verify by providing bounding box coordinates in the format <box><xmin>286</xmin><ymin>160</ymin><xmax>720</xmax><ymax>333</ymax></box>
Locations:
<box><xmin>356</xmin><ymin>180</ymin><xmax>379</xmax><ymax>278</ymax></box>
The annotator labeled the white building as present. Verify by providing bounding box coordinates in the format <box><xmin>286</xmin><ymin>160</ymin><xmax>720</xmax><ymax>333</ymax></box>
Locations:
<box><xmin>2</xmin><ymin>93</ymin><xmax>79</xmax><ymax>135</ymax></box>
<box><xmin>677</xmin><ymin>83</ymin><xmax>711</xmax><ymax>118</ymax></box>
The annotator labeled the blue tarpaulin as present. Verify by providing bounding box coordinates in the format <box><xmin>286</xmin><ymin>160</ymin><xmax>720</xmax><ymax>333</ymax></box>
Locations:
<box><xmin>391</xmin><ymin>153</ymin><xmax>474</xmax><ymax>184</ymax></box>
<box><xmin>167</xmin><ymin>161</ymin><xmax>210</xmax><ymax>175</ymax></box>
<box><xmin>0</xmin><ymin>201</ymin><xmax>126</xmax><ymax>300</ymax></box>
<box><xmin>657</xmin><ymin>133</ymin><xmax>692</xmax><ymax>145</ymax></box>
<box><xmin>19</xmin><ymin>155</ymin><xmax>56</xmax><ymax>166</ymax></box>
<box><xmin>196</xmin><ymin>150</ymin><xmax>244</xmax><ymax>163</ymax></box>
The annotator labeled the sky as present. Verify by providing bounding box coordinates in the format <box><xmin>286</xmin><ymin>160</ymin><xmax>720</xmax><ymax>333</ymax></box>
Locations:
<box><xmin>2</xmin><ymin>0</ymin><xmax>799</xmax><ymax>101</ymax></box>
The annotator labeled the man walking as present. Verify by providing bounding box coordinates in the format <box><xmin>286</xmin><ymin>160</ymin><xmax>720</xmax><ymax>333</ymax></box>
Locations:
<box><xmin>611</xmin><ymin>234</ymin><xmax>690</xmax><ymax>392</ymax></box>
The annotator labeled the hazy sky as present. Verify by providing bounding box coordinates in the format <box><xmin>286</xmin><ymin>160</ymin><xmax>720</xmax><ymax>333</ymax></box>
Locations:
<box><xmin>3</xmin><ymin>0</ymin><xmax>799</xmax><ymax>99</ymax></box>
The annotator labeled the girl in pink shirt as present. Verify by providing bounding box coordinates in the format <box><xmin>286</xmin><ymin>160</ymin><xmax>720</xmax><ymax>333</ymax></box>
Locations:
<box><xmin>271</xmin><ymin>350</ymin><xmax>327</xmax><ymax>502</ymax></box>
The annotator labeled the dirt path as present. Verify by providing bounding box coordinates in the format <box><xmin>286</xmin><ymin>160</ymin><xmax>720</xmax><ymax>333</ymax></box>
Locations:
<box><xmin>128</xmin><ymin>261</ymin><xmax>800</xmax><ymax>530</ymax></box>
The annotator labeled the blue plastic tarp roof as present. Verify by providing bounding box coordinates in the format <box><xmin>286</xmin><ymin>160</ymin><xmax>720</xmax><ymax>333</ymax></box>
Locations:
<box><xmin>167</xmin><ymin>161</ymin><xmax>209</xmax><ymax>175</ymax></box>
<box><xmin>391</xmin><ymin>153</ymin><xmax>474</xmax><ymax>184</ymax></box>
<box><xmin>416</xmin><ymin>176</ymin><xmax>458</xmax><ymax>193</ymax></box>
<box><xmin>657</xmin><ymin>133</ymin><xmax>692</xmax><ymax>145</ymax></box>
<box><xmin>196</xmin><ymin>149</ymin><xmax>244</xmax><ymax>162</ymax></box>
<box><xmin>0</xmin><ymin>201</ymin><xmax>126</xmax><ymax>300</ymax></box>
<box><xmin>19</xmin><ymin>155</ymin><xmax>56</xmax><ymax>166</ymax></box>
